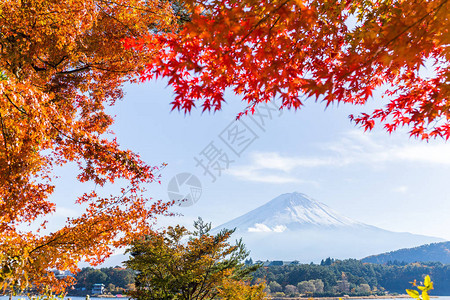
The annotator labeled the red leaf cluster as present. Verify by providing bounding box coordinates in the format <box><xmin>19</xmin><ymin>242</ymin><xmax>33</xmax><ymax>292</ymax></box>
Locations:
<box><xmin>128</xmin><ymin>0</ymin><xmax>449</xmax><ymax>139</ymax></box>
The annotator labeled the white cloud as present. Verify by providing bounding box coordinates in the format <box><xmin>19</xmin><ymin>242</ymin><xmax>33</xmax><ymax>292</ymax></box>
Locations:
<box><xmin>246</xmin><ymin>152</ymin><xmax>336</xmax><ymax>171</ymax></box>
<box><xmin>248</xmin><ymin>223</ymin><xmax>272</xmax><ymax>232</ymax></box>
<box><xmin>323</xmin><ymin>130</ymin><xmax>450</xmax><ymax>165</ymax></box>
<box><xmin>392</xmin><ymin>144</ymin><xmax>450</xmax><ymax>165</ymax></box>
<box><xmin>227</xmin><ymin>130</ymin><xmax>450</xmax><ymax>183</ymax></box>
<box><xmin>226</xmin><ymin>167</ymin><xmax>304</xmax><ymax>184</ymax></box>
<box><xmin>393</xmin><ymin>186</ymin><xmax>408</xmax><ymax>193</ymax></box>
<box><xmin>248</xmin><ymin>223</ymin><xmax>287</xmax><ymax>233</ymax></box>
<box><xmin>273</xmin><ymin>225</ymin><xmax>287</xmax><ymax>232</ymax></box>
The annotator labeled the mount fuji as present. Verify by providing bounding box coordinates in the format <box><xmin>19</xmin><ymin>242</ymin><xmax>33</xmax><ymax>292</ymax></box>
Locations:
<box><xmin>212</xmin><ymin>192</ymin><xmax>444</xmax><ymax>262</ymax></box>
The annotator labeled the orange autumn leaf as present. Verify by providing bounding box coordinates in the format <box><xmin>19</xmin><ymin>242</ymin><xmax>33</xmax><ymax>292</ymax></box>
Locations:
<box><xmin>0</xmin><ymin>0</ymin><xmax>180</xmax><ymax>294</ymax></box>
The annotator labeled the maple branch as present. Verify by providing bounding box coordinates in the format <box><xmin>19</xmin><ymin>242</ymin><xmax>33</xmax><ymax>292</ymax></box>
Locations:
<box><xmin>28</xmin><ymin>234</ymin><xmax>68</xmax><ymax>256</ymax></box>
<box><xmin>27</xmin><ymin>184</ymin><xmax>154</xmax><ymax>257</ymax></box>
<box><xmin>235</xmin><ymin>0</ymin><xmax>291</xmax><ymax>47</ymax></box>
<box><xmin>8</xmin><ymin>91</ymin><xmax>112</xmax><ymax>165</ymax></box>
<box><xmin>95</xmin><ymin>3</ymin><xmax>140</xmax><ymax>37</ymax></box>
<box><xmin>28</xmin><ymin>232</ymin><xmax>99</xmax><ymax>264</ymax></box>
<box><xmin>91</xmin><ymin>64</ymin><xmax>135</xmax><ymax>74</ymax></box>
<box><xmin>56</xmin><ymin>62</ymin><xmax>134</xmax><ymax>75</ymax></box>
<box><xmin>96</xmin><ymin>0</ymin><xmax>163</xmax><ymax>14</ymax></box>
<box><xmin>36</xmin><ymin>55</ymin><xmax>68</xmax><ymax>70</ymax></box>
<box><xmin>330</xmin><ymin>0</ymin><xmax>449</xmax><ymax>97</ymax></box>
<box><xmin>347</xmin><ymin>0</ymin><xmax>448</xmax><ymax>78</ymax></box>
<box><xmin>0</xmin><ymin>113</ymin><xmax>8</xmax><ymax>152</ymax></box>
<box><xmin>28</xmin><ymin>214</ymin><xmax>121</xmax><ymax>256</ymax></box>
<box><xmin>54</xmin><ymin>56</ymin><xmax>69</xmax><ymax>68</ymax></box>
<box><xmin>49</xmin><ymin>121</ymin><xmax>82</xmax><ymax>144</ymax></box>
<box><xmin>49</xmin><ymin>121</ymin><xmax>124</xmax><ymax>163</ymax></box>
<box><xmin>379</xmin><ymin>0</ymin><xmax>448</xmax><ymax>52</ymax></box>
<box><xmin>4</xmin><ymin>93</ymin><xmax>27</xmax><ymax>115</ymax></box>
<box><xmin>56</xmin><ymin>65</ymin><xmax>92</xmax><ymax>75</ymax></box>
<box><xmin>268</xmin><ymin>15</ymin><xmax>281</xmax><ymax>35</ymax></box>
<box><xmin>0</xmin><ymin>113</ymin><xmax>12</xmax><ymax>176</ymax></box>
<box><xmin>195</xmin><ymin>256</ymin><xmax>216</xmax><ymax>299</ymax></box>
<box><xmin>30</xmin><ymin>63</ymin><xmax>47</xmax><ymax>72</ymax></box>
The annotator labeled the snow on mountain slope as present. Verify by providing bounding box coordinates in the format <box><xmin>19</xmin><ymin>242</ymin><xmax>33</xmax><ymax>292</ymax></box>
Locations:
<box><xmin>212</xmin><ymin>192</ymin><xmax>445</xmax><ymax>262</ymax></box>
<box><xmin>217</xmin><ymin>192</ymin><xmax>362</xmax><ymax>233</ymax></box>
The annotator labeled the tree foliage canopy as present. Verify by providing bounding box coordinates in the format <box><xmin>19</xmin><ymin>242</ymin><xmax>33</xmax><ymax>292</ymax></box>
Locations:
<box><xmin>1</xmin><ymin>0</ymin><xmax>448</xmax><ymax>294</ymax></box>
<box><xmin>127</xmin><ymin>0</ymin><xmax>449</xmax><ymax>139</ymax></box>
<box><xmin>252</xmin><ymin>259</ymin><xmax>450</xmax><ymax>295</ymax></box>
<box><xmin>74</xmin><ymin>267</ymin><xmax>135</xmax><ymax>293</ymax></box>
<box><xmin>0</xmin><ymin>0</ymin><xmax>181</xmax><ymax>293</ymax></box>
<box><xmin>125</xmin><ymin>218</ymin><xmax>265</xmax><ymax>300</ymax></box>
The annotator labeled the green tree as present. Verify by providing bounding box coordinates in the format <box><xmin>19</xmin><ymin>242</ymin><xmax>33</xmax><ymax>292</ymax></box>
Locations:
<box><xmin>313</xmin><ymin>279</ymin><xmax>325</xmax><ymax>293</ymax></box>
<box><xmin>107</xmin><ymin>283</ymin><xmax>116</xmax><ymax>293</ymax></box>
<box><xmin>75</xmin><ymin>268</ymin><xmax>108</xmax><ymax>292</ymax></box>
<box><xmin>268</xmin><ymin>281</ymin><xmax>282</xmax><ymax>293</ymax></box>
<box><xmin>356</xmin><ymin>284</ymin><xmax>371</xmax><ymax>294</ymax></box>
<box><xmin>298</xmin><ymin>280</ymin><xmax>316</xmax><ymax>294</ymax></box>
<box><xmin>284</xmin><ymin>284</ymin><xmax>298</xmax><ymax>297</ymax></box>
<box><xmin>105</xmin><ymin>268</ymin><xmax>135</xmax><ymax>290</ymax></box>
<box><xmin>125</xmin><ymin>218</ymin><xmax>264</xmax><ymax>300</ymax></box>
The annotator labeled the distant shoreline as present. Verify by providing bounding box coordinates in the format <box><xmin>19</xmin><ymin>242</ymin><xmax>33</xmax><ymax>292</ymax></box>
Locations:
<box><xmin>268</xmin><ymin>295</ymin><xmax>438</xmax><ymax>300</ymax></box>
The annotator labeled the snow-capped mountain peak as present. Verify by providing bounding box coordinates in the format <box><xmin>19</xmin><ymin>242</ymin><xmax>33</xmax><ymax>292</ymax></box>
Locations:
<box><xmin>269</xmin><ymin>192</ymin><xmax>361</xmax><ymax>227</ymax></box>
<box><xmin>212</xmin><ymin>192</ymin><xmax>443</xmax><ymax>262</ymax></box>
<box><xmin>217</xmin><ymin>192</ymin><xmax>360</xmax><ymax>233</ymax></box>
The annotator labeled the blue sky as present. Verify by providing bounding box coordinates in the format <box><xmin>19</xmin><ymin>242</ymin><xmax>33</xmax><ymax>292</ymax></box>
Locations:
<box><xmin>47</xmin><ymin>79</ymin><xmax>450</xmax><ymax>243</ymax></box>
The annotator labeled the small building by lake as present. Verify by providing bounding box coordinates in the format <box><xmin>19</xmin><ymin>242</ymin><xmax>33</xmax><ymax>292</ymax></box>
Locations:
<box><xmin>92</xmin><ymin>283</ymin><xmax>105</xmax><ymax>295</ymax></box>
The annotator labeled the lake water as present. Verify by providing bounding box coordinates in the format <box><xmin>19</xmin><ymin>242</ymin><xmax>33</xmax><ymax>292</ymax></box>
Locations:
<box><xmin>0</xmin><ymin>297</ymin><xmax>128</xmax><ymax>300</ymax></box>
<box><xmin>1</xmin><ymin>297</ymin><xmax>450</xmax><ymax>300</ymax></box>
